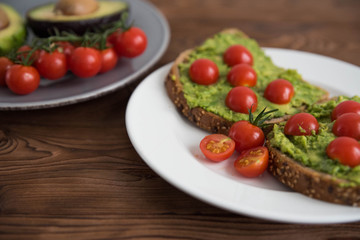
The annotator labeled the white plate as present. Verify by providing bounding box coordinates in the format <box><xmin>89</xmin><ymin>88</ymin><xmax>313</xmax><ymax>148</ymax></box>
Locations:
<box><xmin>0</xmin><ymin>0</ymin><xmax>170</xmax><ymax>110</ymax></box>
<box><xmin>126</xmin><ymin>48</ymin><xmax>360</xmax><ymax>224</ymax></box>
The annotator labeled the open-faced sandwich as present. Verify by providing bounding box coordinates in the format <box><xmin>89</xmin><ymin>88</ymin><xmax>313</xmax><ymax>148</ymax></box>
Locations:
<box><xmin>266</xmin><ymin>96</ymin><xmax>360</xmax><ymax>206</ymax></box>
<box><xmin>165</xmin><ymin>28</ymin><xmax>328</xmax><ymax>135</ymax></box>
<box><xmin>165</xmin><ymin>28</ymin><xmax>360</xmax><ymax>206</ymax></box>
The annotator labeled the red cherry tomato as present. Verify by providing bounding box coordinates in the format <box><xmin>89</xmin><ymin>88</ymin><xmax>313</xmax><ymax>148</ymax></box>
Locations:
<box><xmin>264</xmin><ymin>79</ymin><xmax>294</xmax><ymax>104</ymax></box>
<box><xmin>332</xmin><ymin>113</ymin><xmax>360</xmax><ymax>140</ymax></box>
<box><xmin>114</xmin><ymin>27</ymin><xmax>147</xmax><ymax>58</ymax></box>
<box><xmin>107</xmin><ymin>30</ymin><xmax>121</xmax><ymax>47</ymax></box>
<box><xmin>35</xmin><ymin>50</ymin><xmax>67</xmax><ymax>80</ymax></box>
<box><xmin>69</xmin><ymin>47</ymin><xmax>101</xmax><ymax>78</ymax></box>
<box><xmin>0</xmin><ymin>57</ymin><xmax>13</xmax><ymax>86</ymax></box>
<box><xmin>223</xmin><ymin>44</ymin><xmax>253</xmax><ymax>66</ymax></box>
<box><xmin>199</xmin><ymin>134</ymin><xmax>235</xmax><ymax>162</ymax></box>
<box><xmin>189</xmin><ymin>58</ymin><xmax>219</xmax><ymax>85</ymax></box>
<box><xmin>227</xmin><ymin>63</ymin><xmax>257</xmax><ymax>87</ymax></box>
<box><xmin>16</xmin><ymin>45</ymin><xmax>39</xmax><ymax>64</ymax></box>
<box><xmin>225</xmin><ymin>86</ymin><xmax>257</xmax><ymax>113</ymax></box>
<box><xmin>326</xmin><ymin>137</ymin><xmax>360</xmax><ymax>168</ymax></box>
<box><xmin>56</xmin><ymin>41</ymin><xmax>75</xmax><ymax>66</ymax></box>
<box><xmin>228</xmin><ymin>120</ymin><xmax>265</xmax><ymax>153</ymax></box>
<box><xmin>5</xmin><ymin>64</ymin><xmax>40</xmax><ymax>95</ymax></box>
<box><xmin>284</xmin><ymin>113</ymin><xmax>319</xmax><ymax>136</ymax></box>
<box><xmin>99</xmin><ymin>48</ymin><xmax>118</xmax><ymax>74</ymax></box>
<box><xmin>234</xmin><ymin>146</ymin><xmax>269</xmax><ymax>178</ymax></box>
<box><xmin>331</xmin><ymin>100</ymin><xmax>360</xmax><ymax>121</ymax></box>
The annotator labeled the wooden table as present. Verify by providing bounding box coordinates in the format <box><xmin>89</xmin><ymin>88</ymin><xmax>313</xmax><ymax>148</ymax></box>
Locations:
<box><xmin>1</xmin><ymin>0</ymin><xmax>360</xmax><ymax>239</ymax></box>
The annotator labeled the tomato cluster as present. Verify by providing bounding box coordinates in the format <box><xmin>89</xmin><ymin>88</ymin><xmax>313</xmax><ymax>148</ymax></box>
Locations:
<box><xmin>195</xmin><ymin>44</ymin><xmax>360</xmax><ymax>177</ymax></box>
<box><xmin>326</xmin><ymin>100</ymin><xmax>360</xmax><ymax>167</ymax></box>
<box><xmin>0</xmin><ymin>27</ymin><xmax>147</xmax><ymax>95</ymax></box>
<box><xmin>282</xmin><ymin>100</ymin><xmax>360</xmax><ymax>168</ymax></box>
<box><xmin>192</xmin><ymin>44</ymin><xmax>297</xmax><ymax>178</ymax></box>
<box><xmin>199</xmin><ymin>108</ymin><xmax>276</xmax><ymax>178</ymax></box>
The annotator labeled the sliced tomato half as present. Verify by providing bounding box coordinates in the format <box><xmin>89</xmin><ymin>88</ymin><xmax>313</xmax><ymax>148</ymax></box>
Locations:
<box><xmin>234</xmin><ymin>146</ymin><xmax>269</xmax><ymax>178</ymax></box>
<box><xmin>200</xmin><ymin>134</ymin><xmax>235</xmax><ymax>162</ymax></box>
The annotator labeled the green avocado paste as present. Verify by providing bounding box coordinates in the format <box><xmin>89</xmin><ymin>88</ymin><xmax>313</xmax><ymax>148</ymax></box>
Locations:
<box><xmin>176</xmin><ymin>31</ymin><xmax>327</xmax><ymax>122</ymax></box>
<box><xmin>269</xmin><ymin>96</ymin><xmax>360</xmax><ymax>186</ymax></box>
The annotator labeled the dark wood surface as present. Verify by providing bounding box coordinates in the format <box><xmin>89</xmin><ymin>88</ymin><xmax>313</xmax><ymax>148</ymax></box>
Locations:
<box><xmin>1</xmin><ymin>0</ymin><xmax>360</xmax><ymax>239</ymax></box>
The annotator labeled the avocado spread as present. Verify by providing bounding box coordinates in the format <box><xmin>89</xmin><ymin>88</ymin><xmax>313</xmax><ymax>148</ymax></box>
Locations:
<box><xmin>269</xmin><ymin>96</ymin><xmax>360</xmax><ymax>186</ymax></box>
<box><xmin>176</xmin><ymin>31</ymin><xmax>327</xmax><ymax>122</ymax></box>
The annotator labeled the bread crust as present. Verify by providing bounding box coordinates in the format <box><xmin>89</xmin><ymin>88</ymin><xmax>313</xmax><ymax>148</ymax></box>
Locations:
<box><xmin>265</xmin><ymin>140</ymin><xmax>360</xmax><ymax>206</ymax></box>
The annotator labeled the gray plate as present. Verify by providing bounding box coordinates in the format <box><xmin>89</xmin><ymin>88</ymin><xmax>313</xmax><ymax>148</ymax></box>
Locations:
<box><xmin>0</xmin><ymin>0</ymin><xmax>170</xmax><ymax>110</ymax></box>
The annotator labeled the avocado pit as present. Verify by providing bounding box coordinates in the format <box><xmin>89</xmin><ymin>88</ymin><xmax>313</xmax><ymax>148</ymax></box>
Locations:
<box><xmin>0</xmin><ymin>7</ymin><xmax>10</xmax><ymax>30</ymax></box>
<box><xmin>54</xmin><ymin>0</ymin><xmax>99</xmax><ymax>16</ymax></box>
<box><xmin>26</xmin><ymin>0</ymin><xmax>129</xmax><ymax>37</ymax></box>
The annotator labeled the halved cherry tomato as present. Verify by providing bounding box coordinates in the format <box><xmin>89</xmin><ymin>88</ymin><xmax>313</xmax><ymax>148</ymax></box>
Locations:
<box><xmin>225</xmin><ymin>86</ymin><xmax>257</xmax><ymax>113</ymax></box>
<box><xmin>5</xmin><ymin>64</ymin><xmax>40</xmax><ymax>95</ymax></box>
<box><xmin>189</xmin><ymin>58</ymin><xmax>219</xmax><ymax>85</ymax></box>
<box><xmin>223</xmin><ymin>44</ymin><xmax>253</xmax><ymax>66</ymax></box>
<box><xmin>234</xmin><ymin>146</ymin><xmax>269</xmax><ymax>178</ymax></box>
<box><xmin>228</xmin><ymin>120</ymin><xmax>264</xmax><ymax>153</ymax></box>
<box><xmin>326</xmin><ymin>137</ymin><xmax>360</xmax><ymax>168</ymax></box>
<box><xmin>199</xmin><ymin>134</ymin><xmax>235</xmax><ymax>162</ymax></box>
<box><xmin>0</xmin><ymin>57</ymin><xmax>13</xmax><ymax>86</ymax></box>
<box><xmin>264</xmin><ymin>79</ymin><xmax>294</xmax><ymax>104</ymax></box>
<box><xmin>69</xmin><ymin>47</ymin><xmax>101</xmax><ymax>78</ymax></box>
<box><xmin>332</xmin><ymin>113</ymin><xmax>360</xmax><ymax>140</ymax></box>
<box><xmin>114</xmin><ymin>27</ymin><xmax>147</xmax><ymax>58</ymax></box>
<box><xmin>331</xmin><ymin>100</ymin><xmax>360</xmax><ymax>121</ymax></box>
<box><xmin>284</xmin><ymin>113</ymin><xmax>319</xmax><ymax>136</ymax></box>
<box><xmin>99</xmin><ymin>47</ymin><xmax>118</xmax><ymax>74</ymax></box>
<box><xmin>227</xmin><ymin>63</ymin><xmax>257</xmax><ymax>87</ymax></box>
<box><xmin>35</xmin><ymin>49</ymin><xmax>67</xmax><ymax>80</ymax></box>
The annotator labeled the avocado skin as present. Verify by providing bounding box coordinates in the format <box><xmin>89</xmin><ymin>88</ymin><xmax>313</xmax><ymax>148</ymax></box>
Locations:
<box><xmin>0</xmin><ymin>3</ymin><xmax>27</xmax><ymax>55</ymax></box>
<box><xmin>27</xmin><ymin>4</ymin><xmax>129</xmax><ymax>37</ymax></box>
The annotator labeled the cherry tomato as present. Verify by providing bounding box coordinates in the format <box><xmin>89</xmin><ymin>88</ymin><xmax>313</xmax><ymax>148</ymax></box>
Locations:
<box><xmin>56</xmin><ymin>41</ymin><xmax>75</xmax><ymax>66</ymax></box>
<box><xmin>227</xmin><ymin>63</ymin><xmax>257</xmax><ymax>87</ymax></box>
<box><xmin>199</xmin><ymin>134</ymin><xmax>235</xmax><ymax>162</ymax></box>
<box><xmin>69</xmin><ymin>47</ymin><xmax>101</xmax><ymax>78</ymax></box>
<box><xmin>228</xmin><ymin>120</ymin><xmax>265</xmax><ymax>153</ymax></box>
<box><xmin>99</xmin><ymin>48</ymin><xmax>118</xmax><ymax>74</ymax></box>
<box><xmin>5</xmin><ymin>64</ymin><xmax>40</xmax><ymax>95</ymax></box>
<box><xmin>284</xmin><ymin>113</ymin><xmax>319</xmax><ymax>136</ymax></box>
<box><xmin>225</xmin><ymin>86</ymin><xmax>257</xmax><ymax>113</ymax></box>
<box><xmin>234</xmin><ymin>146</ymin><xmax>269</xmax><ymax>178</ymax></box>
<box><xmin>331</xmin><ymin>100</ymin><xmax>360</xmax><ymax>121</ymax></box>
<box><xmin>107</xmin><ymin>29</ymin><xmax>121</xmax><ymax>47</ymax></box>
<box><xmin>189</xmin><ymin>58</ymin><xmax>219</xmax><ymax>85</ymax></box>
<box><xmin>0</xmin><ymin>57</ymin><xmax>13</xmax><ymax>86</ymax></box>
<box><xmin>223</xmin><ymin>44</ymin><xmax>253</xmax><ymax>66</ymax></box>
<box><xmin>114</xmin><ymin>27</ymin><xmax>147</xmax><ymax>58</ymax></box>
<box><xmin>332</xmin><ymin>113</ymin><xmax>360</xmax><ymax>140</ymax></box>
<box><xmin>35</xmin><ymin>50</ymin><xmax>67</xmax><ymax>80</ymax></box>
<box><xmin>264</xmin><ymin>79</ymin><xmax>294</xmax><ymax>104</ymax></box>
<box><xmin>16</xmin><ymin>45</ymin><xmax>39</xmax><ymax>64</ymax></box>
<box><xmin>326</xmin><ymin>137</ymin><xmax>360</xmax><ymax>168</ymax></box>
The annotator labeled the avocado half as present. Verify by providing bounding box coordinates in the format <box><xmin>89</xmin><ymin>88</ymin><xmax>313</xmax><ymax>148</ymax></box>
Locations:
<box><xmin>26</xmin><ymin>1</ymin><xmax>129</xmax><ymax>37</ymax></box>
<box><xmin>0</xmin><ymin>3</ymin><xmax>27</xmax><ymax>55</ymax></box>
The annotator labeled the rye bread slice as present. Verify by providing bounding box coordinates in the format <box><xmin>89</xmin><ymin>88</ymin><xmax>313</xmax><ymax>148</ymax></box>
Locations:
<box><xmin>165</xmin><ymin>28</ymin><xmax>328</xmax><ymax>135</ymax></box>
<box><xmin>265</xmin><ymin>140</ymin><xmax>360</xmax><ymax>206</ymax></box>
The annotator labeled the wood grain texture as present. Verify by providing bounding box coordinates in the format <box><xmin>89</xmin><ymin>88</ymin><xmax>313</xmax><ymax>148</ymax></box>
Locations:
<box><xmin>0</xmin><ymin>0</ymin><xmax>360</xmax><ymax>239</ymax></box>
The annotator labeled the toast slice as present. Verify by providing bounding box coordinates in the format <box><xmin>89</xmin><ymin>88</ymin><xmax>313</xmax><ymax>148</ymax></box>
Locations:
<box><xmin>266</xmin><ymin>96</ymin><xmax>360</xmax><ymax>206</ymax></box>
<box><xmin>165</xmin><ymin>29</ymin><xmax>329</xmax><ymax>135</ymax></box>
